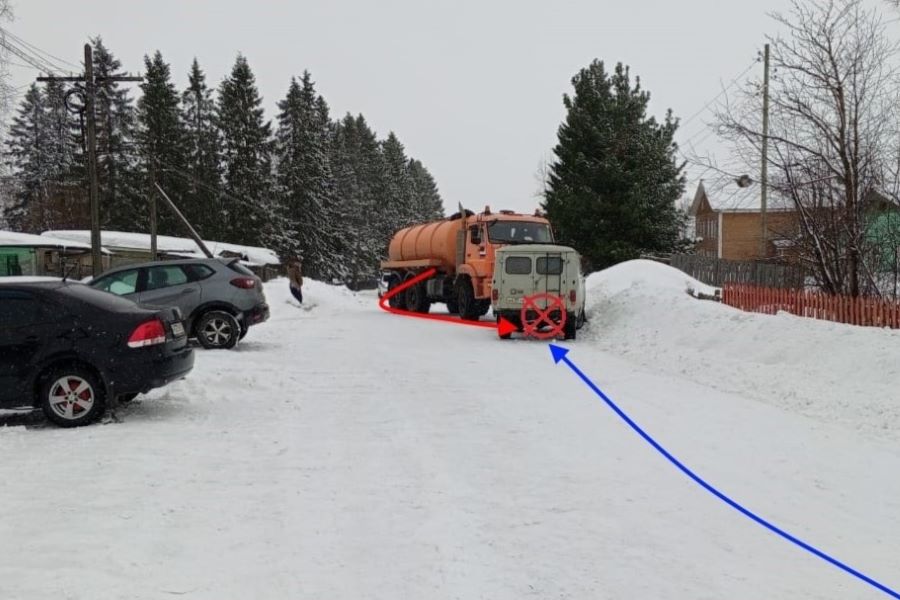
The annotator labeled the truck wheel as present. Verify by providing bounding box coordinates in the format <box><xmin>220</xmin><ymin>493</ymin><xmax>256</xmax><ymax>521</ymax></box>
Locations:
<box><xmin>388</xmin><ymin>277</ymin><xmax>407</xmax><ymax>310</ymax></box>
<box><xmin>405</xmin><ymin>277</ymin><xmax>431</xmax><ymax>314</ymax></box>
<box><xmin>476</xmin><ymin>299</ymin><xmax>491</xmax><ymax>317</ymax></box>
<box><xmin>445</xmin><ymin>297</ymin><xmax>459</xmax><ymax>314</ymax></box>
<box><xmin>564</xmin><ymin>312</ymin><xmax>577</xmax><ymax>340</ymax></box>
<box><xmin>456</xmin><ymin>278</ymin><xmax>479</xmax><ymax>321</ymax></box>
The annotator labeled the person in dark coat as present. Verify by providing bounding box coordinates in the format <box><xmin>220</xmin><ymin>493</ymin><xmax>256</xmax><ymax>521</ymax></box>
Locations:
<box><xmin>287</xmin><ymin>259</ymin><xmax>303</xmax><ymax>304</ymax></box>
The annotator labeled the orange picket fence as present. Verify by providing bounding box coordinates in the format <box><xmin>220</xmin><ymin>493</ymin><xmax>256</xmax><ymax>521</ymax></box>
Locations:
<box><xmin>722</xmin><ymin>283</ymin><xmax>900</xmax><ymax>329</ymax></box>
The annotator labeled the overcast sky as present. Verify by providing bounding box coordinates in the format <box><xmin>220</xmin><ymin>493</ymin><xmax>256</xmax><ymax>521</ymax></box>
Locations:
<box><xmin>5</xmin><ymin>0</ymin><xmax>821</xmax><ymax>215</ymax></box>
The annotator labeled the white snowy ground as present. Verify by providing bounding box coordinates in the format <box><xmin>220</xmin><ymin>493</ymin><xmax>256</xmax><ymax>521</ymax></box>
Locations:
<box><xmin>1</xmin><ymin>260</ymin><xmax>899</xmax><ymax>600</ymax></box>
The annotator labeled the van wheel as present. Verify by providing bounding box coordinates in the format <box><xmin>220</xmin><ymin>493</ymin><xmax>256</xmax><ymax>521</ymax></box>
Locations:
<box><xmin>196</xmin><ymin>310</ymin><xmax>240</xmax><ymax>349</ymax></box>
<box><xmin>576</xmin><ymin>310</ymin><xmax>586</xmax><ymax>329</ymax></box>
<box><xmin>40</xmin><ymin>366</ymin><xmax>106</xmax><ymax>427</ymax></box>
<box><xmin>564</xmin><ymin>312</ymin><xmax>577</xmax><ymax>340</ymax></box>
<box><xmin>456</xmin><ymin>278</ymin><xmax>479</xmax><ymax>321</ymax></box>
<box><xmin>497</xmin><ymin>315</ymin><xmax>512</xmax><ymax>340</ymax></box>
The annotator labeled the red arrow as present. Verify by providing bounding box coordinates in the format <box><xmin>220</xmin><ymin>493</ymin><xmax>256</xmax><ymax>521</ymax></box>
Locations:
<box><xmin>379</xmin><ymin>268</ymin><xmax>518</xmax><ymax>337</ymax></box>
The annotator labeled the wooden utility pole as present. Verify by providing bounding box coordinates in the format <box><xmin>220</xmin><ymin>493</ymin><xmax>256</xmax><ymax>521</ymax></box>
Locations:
<box><xmin>759</xmin><ymin>43</ymin><xmax>771</xmax><ymax>260</ymax></box>
<box><xmin>154</xmin><ymin>183</ymin><xmax>214</xmax><ymax>259</ymax></box>
<box><xmin>37</xmin><ymin>43</ymin><xmax>143</xmax><ymax>277</ymax></box>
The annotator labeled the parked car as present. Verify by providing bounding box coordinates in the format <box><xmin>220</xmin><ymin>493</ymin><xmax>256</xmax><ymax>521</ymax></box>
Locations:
<box><xmin>88</xmin><ymin>258</ymin><xmax>270</xmax><ymax>350</ymax></box>
<box><xmin>0</xmin><ymin>278</ymin><xmax>194</xmax><ymax>427</ymax></box>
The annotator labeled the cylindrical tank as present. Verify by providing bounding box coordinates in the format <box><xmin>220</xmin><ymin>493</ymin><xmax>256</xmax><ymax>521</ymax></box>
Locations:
<box><xmin>388</xmin><ymin>218</ymin><xmax>465</xmax><ymax>271</ymax></box>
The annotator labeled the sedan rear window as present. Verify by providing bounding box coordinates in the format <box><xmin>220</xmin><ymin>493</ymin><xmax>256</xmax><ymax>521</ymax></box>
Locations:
<box><xmin>59</xmin><ymin>283</ymin><xmax>140</xmax><ymax>312</ymax></box>
<box><xmin>537</xmin><ymin>257</ymin><xmax>564</xmax><ymax>275</ymax></box>
<box><xmin>505</xmin><ymin>257</ymin><xmax>532</xmax><ymax>275</ymax></box>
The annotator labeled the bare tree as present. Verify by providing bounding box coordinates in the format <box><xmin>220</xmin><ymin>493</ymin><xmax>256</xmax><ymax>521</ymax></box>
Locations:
<box><xmin>718</xmin><ymin>0</ymin><xmax>900</xmax><ymax>296</ymax></box>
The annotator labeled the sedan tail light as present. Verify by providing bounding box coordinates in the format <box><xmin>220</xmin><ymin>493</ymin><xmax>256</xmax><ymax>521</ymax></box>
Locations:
<box><xmin>127</xmin><ymin>318</ymin><xmax>167</xmax><ymax>348</ymax></box>
<box><xmin>230</xmin><ymin>277</ymin><xmax>257</xmax><ymax>289</ymax></box>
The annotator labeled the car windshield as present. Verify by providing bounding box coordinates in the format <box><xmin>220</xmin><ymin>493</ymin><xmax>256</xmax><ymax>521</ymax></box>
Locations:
<box><xmin>487</xmin><ymin>220</ymin><xmax>553</xmax><ymax>244</ymax></box>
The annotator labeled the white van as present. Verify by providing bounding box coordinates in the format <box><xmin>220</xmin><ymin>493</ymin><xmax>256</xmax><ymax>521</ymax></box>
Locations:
<box><xmin>491</xmin><ymin>244</ymin><xmax>586</xmax><ymax>340</ymax></box>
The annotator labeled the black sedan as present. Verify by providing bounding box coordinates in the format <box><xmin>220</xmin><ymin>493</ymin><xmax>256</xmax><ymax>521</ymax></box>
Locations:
<box><xmin>0</xmin><ymin>278</ymin><xmax>194</xmax><ymax>427</ymax></box>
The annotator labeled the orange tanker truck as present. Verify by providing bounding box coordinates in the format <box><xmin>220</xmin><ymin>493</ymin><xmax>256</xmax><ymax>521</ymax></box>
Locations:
<box><xmin>380</xmin><ymin>206</ymin><xmax>554</xmax><ymax>320</ymax></box>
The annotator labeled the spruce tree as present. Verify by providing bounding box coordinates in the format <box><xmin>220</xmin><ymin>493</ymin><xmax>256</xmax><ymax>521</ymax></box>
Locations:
<box><xmin>91</xmin><ymin>37</ymin><xmax>140</xmax><ymax>231</ymax></box>
<box><xmin>217</xmin><ymin>55</ymin><xmax>273</xmax><ymax>246</ymax></box>
<box><xmin>407</xmin><ymin>159</ymin><xmax>444</xmax><ymax>221</ymax></box>
<box><xmin>542</xmin><ymin>60</ymin><xmax>684</xmax><ymax>271</ymax></box>
<box><xmin>136</xmin><ymin>50</ymin><xmax>187</xmax><ymax>235</ymax></box>
<box><xmin>181</xmin><ymin>59</ymin><xmax>222</xmax><ymax>240</ymax></box>
<box><xmin>3</xmin><ymin>84</ymin><xmax>48</xmax><ymax>231</ymax></box>
<box><xmin>355</xmin><ymin>115</ymin><xmax>393</xmax><ymax>266</ymax></box>
<box><xmin>273</xmin><ymin>72</ymin><xmax>340</xmax><ymax>278</ymax></box>
<box><xmin>381</xmin><ymin>131</ymin><xmax>416</xmax><ymax>229</ymax></box>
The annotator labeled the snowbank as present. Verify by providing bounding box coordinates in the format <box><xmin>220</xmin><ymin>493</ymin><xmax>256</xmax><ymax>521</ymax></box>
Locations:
<box><xmin>583</xmin><ymin>259</ymin><xmax>900</xmax><ymax>441</ymax></box>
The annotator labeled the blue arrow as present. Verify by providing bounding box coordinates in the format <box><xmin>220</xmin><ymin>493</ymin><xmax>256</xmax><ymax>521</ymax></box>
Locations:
<box><xmin>549</xmin><ymin>344</ymin><xmax>899</xmax><ymax>599</ymax></box>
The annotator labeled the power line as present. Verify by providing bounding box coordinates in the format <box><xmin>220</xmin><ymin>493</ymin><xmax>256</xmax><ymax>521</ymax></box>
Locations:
<box><xmin>0</xmin><ymin>27</ymin><xmax>79</xmax><ymax>72</ymax></box>
<box><xmin>679</xmin><ymin>59</ymin><xmax>758</xmax><ymax>134</ymax></box>
<box><xmin>2</xmin><ymin>29</ymin><xmax>80</xmax><ymax>69</ymax></box>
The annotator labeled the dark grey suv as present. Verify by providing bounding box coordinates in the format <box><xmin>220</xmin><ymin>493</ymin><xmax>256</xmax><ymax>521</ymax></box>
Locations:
<box><xmin>89</xmin><ymin>258</ymin><xmax>269</xmax><ymax>350</ymax></box>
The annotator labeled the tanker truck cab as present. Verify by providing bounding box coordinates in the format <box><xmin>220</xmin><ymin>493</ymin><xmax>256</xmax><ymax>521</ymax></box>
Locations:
<box><xmin>491</xmin><ymin>244</ymin><xmax>586</xmax><ymax>340</ymax></box>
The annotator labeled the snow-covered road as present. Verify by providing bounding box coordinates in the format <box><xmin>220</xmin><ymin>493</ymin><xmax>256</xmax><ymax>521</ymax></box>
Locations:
<box><xmin>1</xmin><ymin>262</ymin><xmax>898</xmax><ymax>599</ymax></box>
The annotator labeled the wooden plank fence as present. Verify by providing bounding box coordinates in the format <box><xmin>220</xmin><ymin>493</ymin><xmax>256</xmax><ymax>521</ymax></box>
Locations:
<box><xmin>671</xmin><ymin>254</ymin><xmax>804</xmax><ymax>289</ymax></box>
<box><xmin>722</xmin><ymin>283</ymin><xmax>900</xmax><ymax>329</ymax></box>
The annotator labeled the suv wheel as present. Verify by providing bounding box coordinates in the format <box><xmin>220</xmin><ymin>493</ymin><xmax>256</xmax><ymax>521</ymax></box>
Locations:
<box><xmin>40</xmin><ymin>366</ymin><xmax>106</xmax><ymax>427</ymax></box>
<box><xmin>196</xmin><ymin>310</ymin><xmax>240</xmax><ymax>350</ymax></box>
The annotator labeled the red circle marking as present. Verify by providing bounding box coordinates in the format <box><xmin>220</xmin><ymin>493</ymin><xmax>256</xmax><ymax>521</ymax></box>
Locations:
<box><xmin>520</xmin><ymin>293</ymin><xmax>566</xmax><ymax>340</ymax></box>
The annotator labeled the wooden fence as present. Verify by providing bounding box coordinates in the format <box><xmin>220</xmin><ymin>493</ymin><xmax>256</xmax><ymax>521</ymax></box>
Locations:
<box><xmin>722</xmin><ymin>283</ymin><xmax>900</xmax><ymax>329</ymax></box>
<box><xmin>671</xmin><ymin>254</ymin><xmax>804</xmax><ymax>289</ymax></box>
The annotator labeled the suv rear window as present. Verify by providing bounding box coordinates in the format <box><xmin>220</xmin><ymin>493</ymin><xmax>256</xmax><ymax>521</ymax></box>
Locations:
<box><xmin>537</xmin><ymin>257</ymin><xmax>564</xmax><ymax>275</ymax></box>
<box><xmin>184</xmin><ymin>264</ymin><xmax>216</xmax><ymax>282</ymax></box>
<box><xmin>226</xmin><ymin>261</ymin><xmax>255</xmax><ymax>277</ymax></box>
<box><xmin>505</xmin><ymin>257</ymin><xmax>532</xmax><ymax>275</ymax></box>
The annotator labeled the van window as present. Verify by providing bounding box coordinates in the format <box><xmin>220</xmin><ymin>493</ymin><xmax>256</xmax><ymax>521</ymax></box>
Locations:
<box><xmin>505</xmin><ymin>256</ymin><xmax>532</xmax><ymax>275</ymax></box>
<box><xmin>537</xmin><ymin>257</ymin><xmax>564</xmax><ymax>275</ymax></box>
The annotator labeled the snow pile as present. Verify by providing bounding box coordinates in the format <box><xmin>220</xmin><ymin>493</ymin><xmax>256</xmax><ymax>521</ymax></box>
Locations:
<box><xmin>266</xmin><ymin>276</ymin><xmax>372</xmax><ymax>312</ymax></box>
<box><xmin>583</xmin><ymin>259</ymin><xmax>900</xmax><ymax>440</ymax></box>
